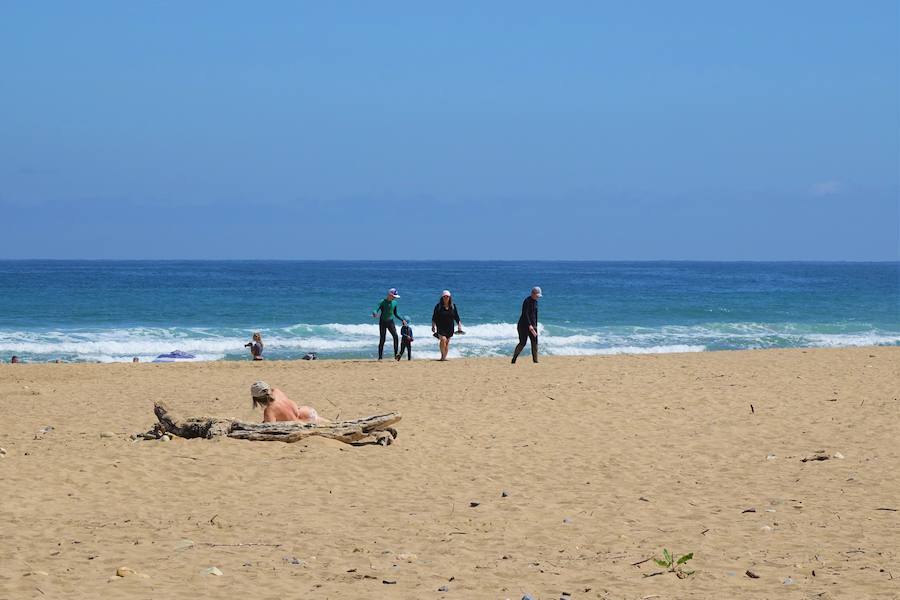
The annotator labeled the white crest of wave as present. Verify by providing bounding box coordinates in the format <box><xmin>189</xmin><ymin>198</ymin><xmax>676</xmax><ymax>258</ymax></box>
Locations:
<box><xmin>804</xmin><ymin>332</ymin><xmax>900</xmax><ymax>348</ymax></box>
<box><xmin>317</xmin><ymin>323</ymin><xmax>379</xmax><ymax>336</ymax></box>
<box><xmin>3</xmin><ymin>321</ymin><xmax>897</xmax><ymax>363</ymax></box>
<box><xmin>546</xmin><ymin>344</ymin><xmax>706</xmax><ymax>356</ymax></box>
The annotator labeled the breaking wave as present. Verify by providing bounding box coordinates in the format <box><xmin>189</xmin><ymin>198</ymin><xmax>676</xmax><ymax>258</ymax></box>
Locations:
<box><xmin>1</xmin><ymin>320</ymin><xmax>897</xmax><ymax>363</ymax></box>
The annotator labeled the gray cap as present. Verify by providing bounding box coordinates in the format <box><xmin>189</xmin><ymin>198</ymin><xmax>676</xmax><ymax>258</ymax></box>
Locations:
<box><xmin>250</xmin><ymin>381</ymin><xmax>271</xmax><ymax>399</ymax></box>
<box><xmin>532</xmin><ymin>286</ymin><xmax>543</xmax><ymax>298</ymax></box>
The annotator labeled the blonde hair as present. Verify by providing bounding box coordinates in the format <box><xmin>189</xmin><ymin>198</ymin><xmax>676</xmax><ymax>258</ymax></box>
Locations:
<box><xmin>252</xmin><ymin>391</ymin><xmax>273</xmax><ymax>410</ymax></box>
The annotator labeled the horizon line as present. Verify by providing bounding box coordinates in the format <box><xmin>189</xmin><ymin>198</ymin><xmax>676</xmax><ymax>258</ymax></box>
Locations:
<box><xmin>1</xmin><ymin>258</ymin><xmax>898</xmax><ymax>264</ymax></box>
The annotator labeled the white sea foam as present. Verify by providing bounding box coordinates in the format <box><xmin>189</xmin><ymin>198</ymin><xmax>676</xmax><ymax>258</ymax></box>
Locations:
<box><xmin>804</xmin><ymin>332</ymin><xmax>900</xmax><ymax>348</ymax></box>
<box><xmin>1</xmin><ymin>322</ymin><xmax>897</xmax><ymax>363</ymax></box>
<box><xmin>545</xmin><ymin>344</ymin><xmax>706</xmax><ymax>356</ymax></box>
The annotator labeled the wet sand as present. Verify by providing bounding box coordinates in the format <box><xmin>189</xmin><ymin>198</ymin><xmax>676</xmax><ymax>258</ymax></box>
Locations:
<box><xmin>1</xmin><ymin>347</ymin><xmax>898</xmax><ymax>599</ymax></box>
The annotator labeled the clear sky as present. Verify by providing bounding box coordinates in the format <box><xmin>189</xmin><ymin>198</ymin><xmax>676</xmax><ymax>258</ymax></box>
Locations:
<box><xmin>1</xmin><ymin>1</ymin><xmax>898</xmax><ymax>260</ymax></box>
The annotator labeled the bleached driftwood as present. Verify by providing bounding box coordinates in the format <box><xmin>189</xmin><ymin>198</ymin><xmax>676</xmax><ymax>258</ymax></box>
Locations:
<box><xmin>150</xmin><ymin>402</ymin><xmax>401</xmax><ymax>445</ymax></box>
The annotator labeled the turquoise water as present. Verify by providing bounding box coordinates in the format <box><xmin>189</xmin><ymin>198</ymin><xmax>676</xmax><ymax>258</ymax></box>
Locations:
<box><xmin>1</xmin><ymin>261</ymin><xmax>897</xmax><ymax>362</ymax></box>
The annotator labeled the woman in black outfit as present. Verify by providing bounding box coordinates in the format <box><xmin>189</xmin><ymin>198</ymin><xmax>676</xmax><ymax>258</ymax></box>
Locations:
<box><xmin>512</xmin><ymin>286</ymin><xmax>542</xmax><ymax>364</ymax></box>
<box><xmin>431</xmin><ymin>290</ymin><xmax>463</xmax><ymax>361</ymax></box>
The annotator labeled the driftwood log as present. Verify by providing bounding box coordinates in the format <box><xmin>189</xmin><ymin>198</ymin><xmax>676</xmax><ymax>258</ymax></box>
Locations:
<box><xmin>151</xmin><ymin>402</ymin><xmax>401</xmax><ymax>445</ymax></box>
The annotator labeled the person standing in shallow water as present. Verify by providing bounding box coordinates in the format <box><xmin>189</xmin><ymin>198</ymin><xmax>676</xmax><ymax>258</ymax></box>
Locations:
<box><xmin>512</xmin><ymin>286</ymin><xmax>542</xmax><ymax>364</ymax></box>
<box><xmin>372</xmin><ymin>288</ymin><xmax>403</xmax><ymax>360</ymax></box>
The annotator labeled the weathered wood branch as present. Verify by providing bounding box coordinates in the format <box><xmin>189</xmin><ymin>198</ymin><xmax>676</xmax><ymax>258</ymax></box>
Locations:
<box><xmin>151</xmin><ymin>402</ymin><xmax>401</xmax><ymax>445</ymax></box>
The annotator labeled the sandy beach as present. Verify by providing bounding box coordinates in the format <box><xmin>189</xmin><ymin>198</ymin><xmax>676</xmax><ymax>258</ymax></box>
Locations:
<box><xmin>1</xmin><ymin>346</ymin><xmax>898</xmax><ymax>599</ymax></box>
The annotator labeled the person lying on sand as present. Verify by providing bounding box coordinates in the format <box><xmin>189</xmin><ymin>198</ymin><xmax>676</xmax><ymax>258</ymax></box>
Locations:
<box><xmin>250</xmin><ymin>381</ymin><xmax>330</xmax><ymax>425</ymax></box>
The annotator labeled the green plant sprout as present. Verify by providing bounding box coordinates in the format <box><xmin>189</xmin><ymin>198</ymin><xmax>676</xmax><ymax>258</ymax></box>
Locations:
<box><xmin>653</xmin><ymin>549</ymin><xmax>695</xmax><ymax>578</ymax></box>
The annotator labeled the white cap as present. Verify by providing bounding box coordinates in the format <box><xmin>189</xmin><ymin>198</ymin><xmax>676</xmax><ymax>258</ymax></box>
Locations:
<box><xmin>388</xmin><ymin>288</ymin><xmax>400</xmax><ymax>298</ymax></box>
<box><xmin>441</xmin><ymin>289</ymin><xmax>451</xmax><ymax>297</ymax></box>
<box><xmin>250</xmin><ymin>381</ymin><xmax>271</xmax><ymax>399</ymax></box>
<box><xmin>532</xmin><ymin>286</ymin><xmax>543</xmax><ymax>298</ymax></box>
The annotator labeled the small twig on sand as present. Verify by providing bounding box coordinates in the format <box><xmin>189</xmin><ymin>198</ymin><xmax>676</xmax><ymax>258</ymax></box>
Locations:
<box><xmin>199</xmin><ymin>542</ymin><xmax>282</xmax><ymax>548</ymax></box>
<box><xmin>209</xmin><ymin>514</ymin><xmax>219</xmax><ymax>525</ymax></box>
<box><xmin>750</xmin><ymin>404</ymin><xmax>754</xmax><ymax>414</ymax></box>
<box><xmin>642</xmin><ymin>571</ymin><xmax>664</xmax><ymax>578</ymax></box>
<box><xmin>631</xmin><ymin>557</ymin><xmax>651</xmax><ymax>567</ymax></box>
<box><xmin>875</xmin><ymin>507</ymin><xmax>897</xmax><ymax>511</ymax></box>
<box><xmin>801</xmin><ymin>454</ymin><xmax>830</xmax><ymax>462</ymax></box>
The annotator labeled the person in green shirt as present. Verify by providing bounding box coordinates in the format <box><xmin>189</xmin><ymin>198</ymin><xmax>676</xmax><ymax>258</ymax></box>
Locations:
<box><xmin>371</xmin><ymin>288</ymin><xmax>403</xmax><ymax>360</ymax></box>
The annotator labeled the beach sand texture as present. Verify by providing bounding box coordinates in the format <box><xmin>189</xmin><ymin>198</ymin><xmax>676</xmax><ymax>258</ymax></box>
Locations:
<box><xmin>1</xmin><ymin>347</ymin><xmax>898</xmax><ymax>599</ymax></box>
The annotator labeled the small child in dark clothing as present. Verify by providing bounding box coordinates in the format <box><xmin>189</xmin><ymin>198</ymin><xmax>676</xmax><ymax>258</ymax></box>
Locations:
<box><xmin>396</xmin><ymin>318</ymin><xmax>414</xmax><ymax>361</ymax></box>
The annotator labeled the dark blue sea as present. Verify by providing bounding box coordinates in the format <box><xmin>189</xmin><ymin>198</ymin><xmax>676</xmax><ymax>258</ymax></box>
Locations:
<box><xmin>1</xmin><ymin>261</ymin><xmax>897</xmax><ymax>362</ymax></box>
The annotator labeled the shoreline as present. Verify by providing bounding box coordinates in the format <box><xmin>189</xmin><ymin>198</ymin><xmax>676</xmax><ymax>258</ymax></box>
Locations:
<box><xmin>2</xmin><ymin>343</ymin><xmax>898</xmax><ymax>367</ymax></box>
<box><xmin>2</xmin><ymin>345</ymin><xmax>898</xmax><ymax>598</ymax></box>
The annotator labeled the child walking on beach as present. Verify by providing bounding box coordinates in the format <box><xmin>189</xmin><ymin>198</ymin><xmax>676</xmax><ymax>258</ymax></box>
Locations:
<box><xmin>397</xmin><ymin>318</ymin><xmax>414</xmax><ymax>361</ymax></box>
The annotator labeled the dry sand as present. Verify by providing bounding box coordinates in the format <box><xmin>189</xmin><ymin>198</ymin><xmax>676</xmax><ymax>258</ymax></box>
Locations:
<box><xmin>1</xmin><ymin>347</ymin><xmax>898</xmax><ymax>599</ymax></box>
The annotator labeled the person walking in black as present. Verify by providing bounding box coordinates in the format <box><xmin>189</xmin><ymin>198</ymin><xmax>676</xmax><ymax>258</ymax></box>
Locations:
<box><xmin>512</xmin><ymin>286</ymin><xmax>542</xmax><ymax>364</ymax></box>
<box><xmin>372</xmin><ymin>288</ymin><xmax>403</xmax><ymax>360</ymax></box>
<box><xmin>431</xmin><ymin>290</ymin><xmax>464</xmax><ymax>361</ymax></box>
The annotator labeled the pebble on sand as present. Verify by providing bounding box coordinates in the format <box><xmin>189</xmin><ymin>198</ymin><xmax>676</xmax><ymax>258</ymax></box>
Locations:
<box><xmin>397</xmin><ymin>553</ymin><xmax>417</xmax><ymax>562</ymax></box>
<box><xmin>833</xmin><ymin>452</ymin><xmax>845</xmax><ymax>459</ymax></box>
<box><xmin>99</xmin><ymin>431</ymin><xmax>116</xmax><ymax>439</ymax></box>
<box><xmin>160</xmin><ymin>435</ymin><xmax>171</xmax><ymax>442</ymax></box>
<box><xmin>501</xmin><ymin>490</ymin><xmax>509</xmax><ymax>497</ymax></box>
<box><xmin>0</xmin><ymin>447</ymin><xmax>7</xmax><ymax>456</ymax></box>
<box><xmin>203</xmin><ymin>567</ymin><xmax>223</xmax><ymax>576</ymax></box>
<box><xmin>469</xmin><ymin>501</ymin><xmax>480</xmax><ymax>508</ymax></box>
<box><xmin>438</xmin><ymin>586</ymin><xmax>449</xmax><ymax>592</ymax></box>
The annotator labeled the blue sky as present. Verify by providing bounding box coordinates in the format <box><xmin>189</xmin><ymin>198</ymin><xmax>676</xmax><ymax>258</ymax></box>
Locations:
<box><xmin>1</xmin><ymin>1</ymin><xmax>898</xmax><ymax>260</ymax></box>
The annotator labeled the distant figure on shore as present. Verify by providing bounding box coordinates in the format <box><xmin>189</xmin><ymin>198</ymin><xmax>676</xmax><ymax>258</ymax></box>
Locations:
<box><xmin>302</xmin><ymin>352</ymin><xmax>318</xmax><ymax>361</ymax></box>
<box><xmin>397</xmin><ymin>317</ymin><xmax>414</xmax><ymax>361</ymax></box>
<box><xmin>512</xmin><ymin>287</ymin><xmax>542</xmax><ymax>364</ymax></box>
<box><xmin>132</xmin><ymin>357</ymin><xmax>140</xmax><ymax>363</ymax></box>
<box><xmin>250</xmin><ymin>381</ymin><xmax>330</xmax><ymax>424</ymax></box>
<box><xmin>432</xmin><ymin>290</ymin><xmax>464</xmax><ymax>361</ymax></box>
<box><xmin>245</xmin><ymin>332</ymin><xmax>264</xmax><ymax>360</ymax></box>
<box><xmin>10</xmin><ymin>355</ymin><xmax>20</xmax><ymax>364</ymax></box>
<box><xmin>372</xmin><ymin>288</ymin><xmax>403</xmax><ymax>360</ymax></box>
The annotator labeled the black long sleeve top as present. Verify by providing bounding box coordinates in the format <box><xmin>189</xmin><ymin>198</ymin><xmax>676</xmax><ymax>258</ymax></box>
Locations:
<box><xmin>518</xmin><ymin>296</ymin><xmax>538</xmax><ymax>329</ymax></box>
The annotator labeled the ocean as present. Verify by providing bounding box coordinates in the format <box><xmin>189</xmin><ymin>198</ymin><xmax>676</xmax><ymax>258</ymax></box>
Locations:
<box><xmin>1</xmin><ymin>261</ymin><xmax>897</xmax><ymax>363</ymax></box>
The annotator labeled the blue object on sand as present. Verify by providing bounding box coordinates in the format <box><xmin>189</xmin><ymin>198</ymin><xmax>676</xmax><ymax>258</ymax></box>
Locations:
<box><xmin>152</xmin><ymin>350</ymin><xmax>197</xmax><ymax>363</ymax></box>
